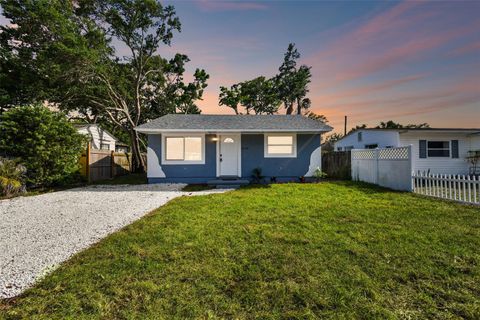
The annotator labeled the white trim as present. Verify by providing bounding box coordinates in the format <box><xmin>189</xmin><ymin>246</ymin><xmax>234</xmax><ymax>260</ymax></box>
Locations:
<box><xmin>217</xmin><ymin>134</ymin><xmax>242</xmax><ymax>177</ymax></box>
<box><xmin>161</xmin><ymin>133</ymin><xmax>206</xmax><ymax>165</ymax></box>
<box><xmin>238</xmin><ymin>134</ymin><xmax>242</xmax><ymax>177</ymax></box>
<box><xmin>216</xmin><ymin>135</ymin><xmax>220</xmax><ymax>177</ymax></box>
<box><xmin>264</xmin><ymin>133</ymin><xmax>297</xmax><ymax>158</ymax></box>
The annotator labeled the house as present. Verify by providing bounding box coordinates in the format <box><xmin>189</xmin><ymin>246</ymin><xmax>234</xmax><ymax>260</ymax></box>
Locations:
<box><xmin>75</xmin><ymin>124</ymin><xmax>118</xmax><ymax>151</ymax></box>
<box><xmin>135</xmin><ymin>114</ymin><xmax>332</xmax><ymax>184</ymax></box>
<box><xmin>334</xmin><ymin>128</ymin><xmax>480</xmax><ymax>175</ymax></box>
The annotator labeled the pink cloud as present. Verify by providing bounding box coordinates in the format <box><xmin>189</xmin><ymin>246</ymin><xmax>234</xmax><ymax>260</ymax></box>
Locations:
<box><xmin>306</xmin><ymin>2</ymin><xmax>479</xmax><ymax>89</ymax></box>
<box><xmin>194</xmin><ymin>0</ymin><xmax>268</xmax><ymax>12</ymax></box>
<box><xmin>448</xmin><ymin>41</ymin><xmax>480</xmax><ymax>57</ymax></box>
<box><xmin>310</xmin><ymin>75</ymin><xmax>480</xmax><ymax>130</ymax></box>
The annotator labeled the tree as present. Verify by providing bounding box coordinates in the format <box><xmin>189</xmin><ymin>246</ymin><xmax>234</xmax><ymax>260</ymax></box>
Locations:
<box><xmin>0</xmin><ymin>0</ymin><xmax>209</xmax><ymax>172</ymax></box>
<box><xmin>0</xmin><ymin>105</ymin><xmax>86</xmax><ymax>186</ymax></box>
<box><xmin>239</xmin><ymin>77</ymin><xmax>280</xmax><ymax>115</ymax></box>
<box><xmin>219</xmin><ymin>77</ymin><xmax>280</xmax><ymax>115</ymax></box>
<box><xmin>275</xmin><ymin>43</ymin><xmax>312</xmax><ymax>115</ymax></box>
<box><xmin>306</xmin><ymin>111</ymin><xmax>328</xmax><ymax>123</ymax></box>
<box><xmin>321</xmin><ymin>133</ymin><xmax>343</xmax><ymax>152</ymax></box>
<box><xmin>348</xmin><ymin>121</ymin><xmax>430</xmax><ymax>133</ymax></box>
<box><xmin>375</xmin><ymin>121</ymin><xmax>430</xmax><ymax>129</ymax></box>
<box><xmin>219</xmin><ymin>84</ymin><xmax>241</xmax><ymax>114</ymax></box>
<box><xmin>348</xmin><ymin>124</ymin><xmax>367</xmax><ymax>134</ymax></box>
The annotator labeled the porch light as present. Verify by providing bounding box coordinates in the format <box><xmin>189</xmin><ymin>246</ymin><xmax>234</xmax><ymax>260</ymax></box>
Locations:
<box><xmin>212</xmin><ymin>136</ymin><xmax>219</xmax><ymax>141</ymax></box>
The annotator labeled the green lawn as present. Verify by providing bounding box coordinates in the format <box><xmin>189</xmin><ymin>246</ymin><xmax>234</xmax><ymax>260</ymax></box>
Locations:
<box><xmin>1</xmin><ymin>182</ymin><xmax>479</xmax><ymax>319</ymax></box>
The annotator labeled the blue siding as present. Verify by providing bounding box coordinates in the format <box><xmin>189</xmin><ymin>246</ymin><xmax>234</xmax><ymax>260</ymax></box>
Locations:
<box><xmin>241</xmin><ymin>134</ymin><xmax>320</xmax><ymax>181</ymax></box>
<box><xmin>148</xmin><ymin>134</ymin><xmax>217</xmax><ymax>184</ymax></box>
<box><xmin>147</xmin><ymin>133</ymin><xmax>320</xmax><ymax>184</ymax></box>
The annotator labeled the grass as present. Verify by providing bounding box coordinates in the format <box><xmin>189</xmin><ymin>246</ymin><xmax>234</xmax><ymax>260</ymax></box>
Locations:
<box><xmin>1</xmin><ymin>182</ymin><xmax>479</xmax><ymax>319</ymax></box>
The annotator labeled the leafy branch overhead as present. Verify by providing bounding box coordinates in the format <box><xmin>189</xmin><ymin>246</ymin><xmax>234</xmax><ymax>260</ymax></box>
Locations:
<box><xmin>0</xmin><ymin>0</ymin><xmax>209</xmax><ymax>172</ymax></box>
<box><xmin>219</xmin><ymin>43</ymin><xmax>312</xmax><ymax>115</ymax></box>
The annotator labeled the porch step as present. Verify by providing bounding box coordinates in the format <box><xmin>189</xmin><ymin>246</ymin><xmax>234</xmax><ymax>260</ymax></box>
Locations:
<box><xmin>207</xmin><ymin>178</ymin><xmax>250</xmax><ymax>188</ymax></box>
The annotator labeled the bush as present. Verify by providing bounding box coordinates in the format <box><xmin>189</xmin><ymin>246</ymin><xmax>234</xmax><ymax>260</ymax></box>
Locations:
<box><xmin>313</xmin><ymin>167</ymin><xmax>327</xmax><ymax>182</ymax></box>
<box><xmin>251</xmin><ymin>167</ymin><xmax>264</xmax><ymax>184</ymax></box>
<box><xmin>0</xmin><ymin>158</ymin><xmax>26</xmax><ymax>197</ymax></box>
<box><xmin>0</xmin><ymin>105</ymin><xmax>86</xmax><ymax>187</ymax></box>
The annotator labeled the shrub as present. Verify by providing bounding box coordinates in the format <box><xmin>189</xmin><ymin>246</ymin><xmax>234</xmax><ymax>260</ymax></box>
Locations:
<box><xmin>0</xmin><ymin>158</ymin><xmax>26</xmax><ymax>197</ymax></box>
<box><xmin>0</xmin><ymin>105</ymin><xmax>86</xmax><ymax>187</ymax></box>
<box><xmin>313</xmin><ymin>167</ymin><xmax>327</xmax><ymax>182</ymax></box>
<box><xmin>251</xmin><ymin>167</ymin><xmax>264</xmax><ymax>184</ymax></box>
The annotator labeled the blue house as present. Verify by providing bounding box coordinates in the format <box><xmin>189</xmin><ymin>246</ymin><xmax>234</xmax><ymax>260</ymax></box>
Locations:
<box><xmin>135</xmin><ymin>114</ymin><xmax>332</xmax><ymax>185</ymax></box>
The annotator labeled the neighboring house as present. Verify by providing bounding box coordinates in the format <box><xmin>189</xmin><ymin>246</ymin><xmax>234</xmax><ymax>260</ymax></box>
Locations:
<box><xmin>334</xmin><ymin>128</ymin><xmax>480</xmax><ymax>174</ymax></box>
<box><xmin>115</xmin><ymin>142</ymin><xmax>130</xmax><ymax>153</ymax></box>
<box><xmin>135</xmin><ymin>114</ymin><xmax>332</xmax><ymax>184</ymax></box>
<box><xmin>75</xmin><ymin>124</ymin><xmax>118</xmax><ymax>151</ymax></box>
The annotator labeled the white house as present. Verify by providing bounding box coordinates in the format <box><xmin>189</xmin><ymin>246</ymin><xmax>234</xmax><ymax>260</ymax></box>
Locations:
<box><xmin>334</xmin><ymin>128</ymin><xmax>480</xmax><ymax>175</ymax></box>
<box><xmin>75</xmin><ymin>124</ymin><xmax>118</xmax><ymax>151</ymax></box>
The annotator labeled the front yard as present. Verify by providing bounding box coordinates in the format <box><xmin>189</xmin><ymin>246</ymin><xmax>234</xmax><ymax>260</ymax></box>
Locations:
<box><xmin>1</xmin><ymin>182</ymin><xmax>479</xmax><ymax>319</ymax></box>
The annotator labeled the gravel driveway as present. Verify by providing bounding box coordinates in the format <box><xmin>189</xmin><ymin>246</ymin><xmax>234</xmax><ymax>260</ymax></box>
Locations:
<box><xmin>0</xmin><ymin>184</ymin><xmax>228</xmax><ymax>299</ymax></box>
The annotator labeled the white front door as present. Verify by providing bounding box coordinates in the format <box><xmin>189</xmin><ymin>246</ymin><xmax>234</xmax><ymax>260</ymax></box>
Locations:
<box><xmin>219</xmin><ymin>135</ymin><xmax>240</xmax><ymax>176</ymax></box>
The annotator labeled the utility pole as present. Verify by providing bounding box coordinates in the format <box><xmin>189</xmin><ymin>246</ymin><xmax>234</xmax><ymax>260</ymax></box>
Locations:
<box><xmin>344</xmin><ymin>116</ymin><xmax>347</xmax><ymax>136</ymax></box>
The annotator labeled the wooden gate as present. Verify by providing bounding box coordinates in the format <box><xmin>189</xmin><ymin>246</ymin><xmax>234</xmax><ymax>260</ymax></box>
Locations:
<box><xmin>322</xmin><ymin>151</ymin><xmax>351</xmax><ymax>179</ymax></box>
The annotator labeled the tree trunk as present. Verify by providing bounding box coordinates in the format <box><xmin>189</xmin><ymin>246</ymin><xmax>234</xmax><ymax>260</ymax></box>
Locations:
<box><xmin>130</xmin><ymin>129</ymin><xmax>146</xmax><ymax>173</ymax></box>
<box><xmin>296</xmin><ymin>98</ymin><xmax>302</xmax><ymax>115</ymax></box>
<box><xmin>285</xmin><ymin>103</ymin><xmax>294</xmax><ymax>114</ymax></box>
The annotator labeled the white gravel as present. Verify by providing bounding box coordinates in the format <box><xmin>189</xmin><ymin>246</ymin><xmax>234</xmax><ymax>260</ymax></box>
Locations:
<box><xmin>0</xmin><ymin>183</ymin><xmax>228</xmax><ymax>299</ymax></box>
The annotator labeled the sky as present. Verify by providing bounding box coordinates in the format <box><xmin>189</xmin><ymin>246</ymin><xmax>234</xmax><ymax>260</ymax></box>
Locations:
<box><xmin>2</xmin><ymin>1</ymin><xmax>479</xmax><ymax>133</ymax></box>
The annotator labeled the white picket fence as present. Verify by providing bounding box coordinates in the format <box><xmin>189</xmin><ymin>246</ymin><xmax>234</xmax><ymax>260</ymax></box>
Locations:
<box><xmin>412</xmin><ymin>172</ymin><xmax>480</xmax><ymax>205</ymax></box>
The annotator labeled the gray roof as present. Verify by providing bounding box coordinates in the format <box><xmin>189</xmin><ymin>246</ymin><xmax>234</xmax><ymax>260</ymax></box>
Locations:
<box><xmin>135</xmin><ymin>114</ymin><xmax>332</xmax><ymax>133</ymax></box>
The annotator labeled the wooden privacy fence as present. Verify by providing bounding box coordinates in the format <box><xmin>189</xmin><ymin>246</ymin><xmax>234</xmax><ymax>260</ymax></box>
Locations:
<box><xmin>79</xmin><ymin>146</ymin><xmax>132</xmax><ymax>182</ymax></box>
<box><xmin>322</xmin><ymin>151</ymin><xmax>351</xmax><ymax>179</ymax></box>
<box><xmin>412</xmin><ymin>173</ymin><xmax>480</xmax><ymax>205</ymax></box>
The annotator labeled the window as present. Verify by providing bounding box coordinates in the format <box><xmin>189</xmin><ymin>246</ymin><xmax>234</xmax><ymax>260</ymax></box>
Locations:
<box><xmin>100</xmin><ymin>143</ymin><xmax>110</xmax><ymax>150</ymax></box>
<box><xmin>163</xmin><ymin>135</ymin><xmax>205</xmax><ymax>164</ymax></box>
<box><xmin>337</xmin><ymin>147</ymin><xmax>343</xmax><ymax>151</ymax></box>
<box><xmin>365</xmin><ymin>144</ymin><xmax>378</xmax><ymax>149</ymax></box>
<box><xmin>264</xmin><ymin>134</ymin><xmax>296</xmax><ymax>158</ymax></box>
<box><xmin>427</xmin><ymin>141</ymin><xmax>450</xmax><ymax>157</ymax></box>
<box><xmin>357</xmin><ymin>132</ymin><xmax>362</xmax><ymax>142</ymax></box>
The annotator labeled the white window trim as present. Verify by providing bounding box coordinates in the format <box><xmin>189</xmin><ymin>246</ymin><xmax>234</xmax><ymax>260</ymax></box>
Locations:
<box><xmin>264</xmin><ymin>133</ymin><xmax>297</xmax><ymax>158</ymax></box>
<box><xmin>161</xmin><ymin>133</ymin><xmax>205</xmax><ymax>165</ymax></box>
<box><xmin>426</xmin><ymin>140</ymin><xmax>450</xmax><ymax>158</ymax></box>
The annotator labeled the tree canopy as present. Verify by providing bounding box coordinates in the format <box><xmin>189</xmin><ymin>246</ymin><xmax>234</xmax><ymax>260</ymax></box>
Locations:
<box><xmin>0</xmin><ymin>0</ymin><xmax>209</xmax><ymax>171</ymax></box>
<box><xmin>0</xmin><ymin>105</ymin><xmax>86</xmax><ymax>186</ymax></box>
<box><xmin>219</xmin><ymin>43</ymin><xmax>312</xmax><ymax>116</ymax></box>
<box><xmin>349</xmin><ymin>121</ymin><xmax>430</xmax><ymax>133</ymax></box>
<box><xmin>219</xmin><ymin>77</ymin><xmax>281</xmax><ymax>115</ymax></box>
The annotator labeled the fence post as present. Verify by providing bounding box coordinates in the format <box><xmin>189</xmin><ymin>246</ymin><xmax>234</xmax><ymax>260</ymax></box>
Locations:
<box><xmin>374</xmin><ymin>149</ymin><xmax>379</xmax><ymax>185</ymax></box>
<box><xmin>86</xmin><ymin>142</ymin><xmax>91</xmax><ymax>183</ymax></box>
<box><xmin>408</xmin><ymin>145</ymin><xmax>413</xmax><ymax>191</ymax></box>
<box><xmin>110</xmin><ymin>150</ymin><xmax>115</xmax><ymax>179</ymax></box>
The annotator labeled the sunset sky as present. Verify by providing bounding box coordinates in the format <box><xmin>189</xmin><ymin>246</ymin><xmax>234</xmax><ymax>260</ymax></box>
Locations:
<box><xmin>1</xmin><ymin>1</ymin><xmax>479</xmax><ymax>132</ymax></box>
<box><xmin>163</xmin><ymin>0</ymin><xmax>480</xmax><ymax>132</ymax></box>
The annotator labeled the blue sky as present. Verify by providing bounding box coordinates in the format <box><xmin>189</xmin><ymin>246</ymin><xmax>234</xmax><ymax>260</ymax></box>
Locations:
<box><xmin>2</xmin><ymin>1</ymin><xmax>479</xmax><ymax>132</ymax></box>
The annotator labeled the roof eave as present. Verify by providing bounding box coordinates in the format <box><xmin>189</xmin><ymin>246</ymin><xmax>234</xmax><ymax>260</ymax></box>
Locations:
<box><xmin>135</xmin><ymin>128</ymin><xmax>332</xmax><ymax>134</ymax></box>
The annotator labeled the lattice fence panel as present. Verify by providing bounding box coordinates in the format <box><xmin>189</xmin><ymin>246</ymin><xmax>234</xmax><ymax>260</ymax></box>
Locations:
<box><xmin>352</xmin><ymin>150</ymin><xmax>375</xmax><ymax>160</ymax></box>
<box><xmin>378</xmin><ymin>147</ymin><xmax>409</xmax><ymax>160</ymax></box>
